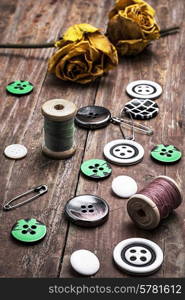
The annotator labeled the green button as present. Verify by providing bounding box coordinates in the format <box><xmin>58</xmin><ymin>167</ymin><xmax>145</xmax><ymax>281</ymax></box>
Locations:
<box><xmin>11</xmin><ymin>218</ymin><xmax>47</xmax><ymax>243</ymax></box>
<box><xmin>81</xmin><ymin>159</ymin><xmax>112</xmax><ymax>179</ymax></box>
<box><xmin>6</xmin><ymin>80</ymin><xmax>34</xmax><ymax>95</ymax></box>
<box><xmin>151</xmin><ymin>144</ymin><xmax>182</xmax><ymax>164</ymax></box>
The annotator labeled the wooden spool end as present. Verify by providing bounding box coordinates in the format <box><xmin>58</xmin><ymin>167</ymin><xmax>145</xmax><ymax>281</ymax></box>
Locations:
<box><xmin>127</xmin><ymin>176</ymin><xmax>182</xmax><ymax>230</ymax></box>
<box><xmin>41</xmin><ymin>98</ymin><xmax>77</xmax><ymax>159</ymax></box>
<box><xmin>127</xmin><ymin>194</ymin><xmax>160</xmax><ymax>230</ymax></box>
<box><xmin>41</xmin><ymin>98</ymin><xmax>77</xmax><ymax>122</ymax></box>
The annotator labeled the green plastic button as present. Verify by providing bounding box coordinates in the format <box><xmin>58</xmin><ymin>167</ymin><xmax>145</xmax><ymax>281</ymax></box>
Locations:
<box><xmin>11</xmin><ymin>218</ymin><xmax>47</xmax><ymax>243</ymax></box>
<box><xmin>6</xmin><ymin>80</ymin><xmax>34</xmax><ymax>95</ymax></box>
<box><xmin>81</xmin><ymin>159</ymin><xmax>112</xmax><ymax>179</ymax></box>
<box><xmin>151</xmin><ymin>144</ymin><xmax>182</xmax><ymax>164</ymax></box>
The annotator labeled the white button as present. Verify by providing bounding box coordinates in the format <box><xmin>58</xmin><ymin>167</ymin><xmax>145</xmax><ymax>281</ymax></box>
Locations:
<box><xmin>70</xmin><ymin>249</ymin><xmax>100</xmax><ymax>276</ymax></box>
<box><xmin>112</xmin><ymin>176</ymin><xmax>138</xmax><ymax>198</ymax></box>
<box><xmin>113</xmin><ymin>238</ymin><xmax>163</xmax><ymax>275</ymax></box>
<box><xmin>125</xmin><ymin>246</ymin><xmax>152</xmax><ymax>266</ymax></box>
<box><xmin>126</xmin><ymin>80</ymin><xmax>162</xmax><ymax>99</ymax></box>
<box><xmin>104</xmin><ymin>139</ymin><xmax>144</xmax><ymax>165</ymax></box>
<box><xmin>4</xmin><ymin>144</ymin><xmax>27</xmax><ymax>159</ymax></box>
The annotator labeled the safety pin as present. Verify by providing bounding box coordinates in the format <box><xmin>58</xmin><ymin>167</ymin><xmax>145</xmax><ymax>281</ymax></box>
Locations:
<box><xmin>3</xmin><ymin>185</ymin><xmax>48</xmax><ymax>211</ymax></box>
<box><xmin>111</xmin><ymin>117</ymin><xmax>153</xmax><ymax>136</ymax></box>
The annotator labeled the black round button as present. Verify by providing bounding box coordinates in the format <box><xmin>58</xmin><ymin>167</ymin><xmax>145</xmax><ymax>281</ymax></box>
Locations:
<box><xmin>75</xmin><ymin>106</ymin><xmax>111</xmax><ymax>129</ymax></box>
<box><xmin>64</xmin><ymin>195</ymin><xmax>109</xmax><ymax>227</ymax></box>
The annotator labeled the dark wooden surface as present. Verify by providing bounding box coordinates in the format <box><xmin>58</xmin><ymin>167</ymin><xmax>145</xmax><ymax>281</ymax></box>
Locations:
<box><xmin>0</xmin><ymin>0</ymin><xmax>184</xmax><ymax>278</ymax></box>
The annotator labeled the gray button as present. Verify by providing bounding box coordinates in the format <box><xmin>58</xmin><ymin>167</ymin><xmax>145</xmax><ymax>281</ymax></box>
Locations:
<box><xmin>75</xmin><ymin>106</ymin><xmax>111</xmax><ymax>129</ymax></box>
<box><xmin>64</xmin><ymin>195</ymin><xmax>109</xmax><ymax>227</ymax></box>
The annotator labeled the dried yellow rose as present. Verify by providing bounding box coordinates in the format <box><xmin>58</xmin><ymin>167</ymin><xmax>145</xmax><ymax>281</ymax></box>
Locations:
<box><xmin>48</xmin><ymin>24</ymin><xmax>118</xmax><ymax>84</ymax></box>
<box><xmin>107</xmin><ymin>0</ymin><xmax>160</xmax><ymax>56</ymax></box>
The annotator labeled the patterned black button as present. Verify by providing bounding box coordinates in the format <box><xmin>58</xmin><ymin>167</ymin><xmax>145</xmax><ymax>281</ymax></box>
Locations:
<box><xmin>75</xmin><ymin>106</ymin><xmax>111</xmax><ymax>129</ymax></box>
<box><xmin>124</xmin><ymin>99</ymin><xmax>159</xmax><ymax>120</ymax></box>
<box><xmin>64</xmin><ymin>195</ymin><xmax>109</xmax><ymax>227</ymax></box>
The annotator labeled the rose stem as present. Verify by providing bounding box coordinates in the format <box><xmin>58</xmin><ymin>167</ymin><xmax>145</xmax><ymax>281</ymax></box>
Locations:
<box><xmin>0</xmin><ymin>27</ymin><xmax>180</xmax><ymax>48</ymax></box>
<box><xmin>0</xmin><ymin>42</ymin><xmax>55</xmax><ymax>48</ymax></box>
<box><xmin>160</xmin><ymin>26</ymin><xmax>180</xmax><ymax>37</ymax></box>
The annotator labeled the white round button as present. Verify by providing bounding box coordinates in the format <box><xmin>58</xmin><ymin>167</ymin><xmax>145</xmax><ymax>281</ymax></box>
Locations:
<box><xmin>126</xmin><ymin>80</ymin><xmax>162</xmax><ymax>99</ymax></box>
<box><xmin>112</xmin><ymin>176</ymin><xmax>138</xmax><ymax>198</ymax></box>
<box><xmin>70</xmin><ymin>249</ymin><xmax>100</xmax><ymax>276</ymax></box>
<box><xmin>104</xmin><ymin>139</ymin><xmax>144</xmax><ymax>165</ymax></box>
<box><xmin>113</xmin><ymin>238</ymin><xmax>163</xmax><ymax>275</ymax></box>
<box><xmin>4</xmin><ymin>144</ymin><xmax>28</xmax><ymax>159</ymax></box>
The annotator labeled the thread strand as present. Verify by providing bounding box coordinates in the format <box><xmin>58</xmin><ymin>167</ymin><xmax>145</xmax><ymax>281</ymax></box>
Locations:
<box><xmin>139</xmin><ymin>177</ymin><xmax>182</xmax><ymax>219</ymax></box>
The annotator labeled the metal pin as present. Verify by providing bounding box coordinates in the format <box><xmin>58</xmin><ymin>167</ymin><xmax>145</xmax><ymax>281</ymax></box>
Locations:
<box><xmin>3</xmin><ymin>185</ymin><xmax>48</xmax><ymax>211</ymax></box>
<box><xmin>111</xmin><ymin>116</ymin><xmax>153</xmax><ymax>136</ymax></box>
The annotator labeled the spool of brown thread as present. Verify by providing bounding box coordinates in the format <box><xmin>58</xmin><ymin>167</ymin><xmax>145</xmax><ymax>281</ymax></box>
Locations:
<box><xmin>127</xmin><ymin>176</ymin><xmax>182</xmax><ymax>230</ymax></box>
<box><xmin>41</xmin><ymin>98</ymin><xmax>77</xmax><ymax>159</ymax></box>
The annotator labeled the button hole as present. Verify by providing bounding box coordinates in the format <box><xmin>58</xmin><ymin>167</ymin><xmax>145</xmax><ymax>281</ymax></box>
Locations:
<box><xmin>140</xmin><ymin>256</ymin><xmax>147</xmax><ymax>261</ymax></box>
<box><xmin>31</xmin><ymin>225</ymin><xmax>37</xmax><ymax>229</ymax></box>
<box><xmin>130</xmin><ymin>256</ymin><xmax>137</xmax><ymax>261</ymax></box>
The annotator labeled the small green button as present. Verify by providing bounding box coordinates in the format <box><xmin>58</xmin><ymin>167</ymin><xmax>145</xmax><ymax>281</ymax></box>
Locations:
<box><xmin>6</xmin><ymin>80</ymin><xmax>34</xmax><ymax>95</ymax></box>
<box><xmin>151</xmin><ymin>144</ymin><xmax>182</xmax><ymax>164</ymax></box>
<box><xmin>81</xmin><ymin>159</ymin><xmax>112</xmax><ymax>179</ymax></box>
<box><xmin>11</xmin><ymin>218</ymin><xmax>47</xmax><ymax>243</ymax></box>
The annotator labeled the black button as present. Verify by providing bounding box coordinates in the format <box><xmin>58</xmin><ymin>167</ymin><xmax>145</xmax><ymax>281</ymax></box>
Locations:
<box><xmin>124</xmin><ymin>99</ymin><xmax>159</xmax><ymax>120</ymax></box>
<box><xmin>64</xmin><ymin>195</ymin><xmax>109</xmax><ymax>227</ymax></box>
<box><xmin>75</xmin><ymin>106</ymin><xmax>111</xmax><ymax>129</ymax></box>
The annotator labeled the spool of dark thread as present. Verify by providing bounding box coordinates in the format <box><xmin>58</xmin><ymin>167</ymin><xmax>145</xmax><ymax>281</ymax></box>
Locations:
<box><xmin>127</xmin><ymin>176</ymin><xmax>182</xmax><ymax>230</ymax></box>
<box><xmin>41</xmin><ymin>99</ymin><xmax>77</xmax><ymax>159</ymax></box>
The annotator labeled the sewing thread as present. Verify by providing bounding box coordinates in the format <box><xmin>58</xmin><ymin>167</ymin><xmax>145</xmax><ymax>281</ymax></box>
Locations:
<box><xmin>41</xmin><ymin>99</ymin><xmax>77</xmax><ymax>159</ymax></box>
<box><xmin>127</xmin><ymin>176</ymin><xmax>182</xmax><ymax>230</ymax></box>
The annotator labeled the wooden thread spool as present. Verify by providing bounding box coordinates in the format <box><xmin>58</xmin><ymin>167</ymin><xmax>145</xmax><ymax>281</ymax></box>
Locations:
<box><xmin>41</xmin><ymin>99</ymin><xmax>77</xmax><ymax>159</ymax></box>
<box><xmin>127</xmin><ymin>176</ymin><xmax>182</xmax><ymax>230</ymax></box>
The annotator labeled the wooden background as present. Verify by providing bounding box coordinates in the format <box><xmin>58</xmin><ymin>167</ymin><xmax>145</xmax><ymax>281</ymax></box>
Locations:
<box><xmin>0</xmin><ymin>0</ymin><xmax>184</xmax><ymax>278</ymax></box>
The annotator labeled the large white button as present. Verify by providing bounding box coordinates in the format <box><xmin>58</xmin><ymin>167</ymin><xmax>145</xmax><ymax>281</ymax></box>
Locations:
<box><xmin>126</xmin><ymin>80</ymin><xmax>162</xmax><ymax>99</ymax></box>
<box><xmin>113</xmin><ymin>238</ymin><xmax>163</xmax><ymax>275</ymax></box>
<box><xmin>70</xmin><ymin>249</ymin><xmax>100</xmax><ymax>276</ymax></box>
<box><xmin>4</xmin><ymin>144</ymin><xmax>27</xmax><ymax>159</ymax></box>
<box><xmin>112</xmin><ymin>176</ymin><xmax>138</xmax><ymax>198</ymax></box>
<box><xmin>103</xmin><ymin>139</ymin><xmax>144</xmax><ymax>165</ymax></box>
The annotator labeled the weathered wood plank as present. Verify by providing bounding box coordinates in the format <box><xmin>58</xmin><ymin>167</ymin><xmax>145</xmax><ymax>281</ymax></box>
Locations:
<box><xmin>0</xmin><ymin>0</ymin><xmax>184</xmax><ymax>278</ymax></box>
<box><xmin>60</xmin><ymin>0</ymin><xmax>185</xmax><ymax>278</ymax></box>
<box><xmin>0</xmin><ymin>0</ymin><xmax>108</xmax><ymax>277</ymax></box>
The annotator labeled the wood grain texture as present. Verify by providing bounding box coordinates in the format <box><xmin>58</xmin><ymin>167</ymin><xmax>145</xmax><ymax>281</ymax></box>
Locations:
<box><xmin>0</xmin><ymin>0</ymin><xmax>184</xmax><ymax>278</ymax></box>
